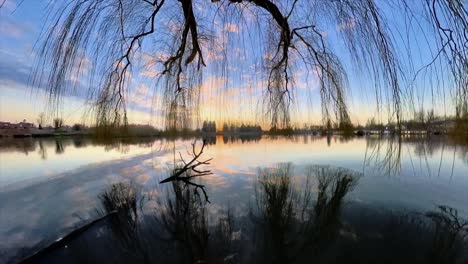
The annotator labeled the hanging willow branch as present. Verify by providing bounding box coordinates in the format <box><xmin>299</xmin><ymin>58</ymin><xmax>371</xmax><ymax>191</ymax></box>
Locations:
<box><xmin>32</xmin><ymin>0</ymin><xmax>467</xmax><ymax>128</ymax></box>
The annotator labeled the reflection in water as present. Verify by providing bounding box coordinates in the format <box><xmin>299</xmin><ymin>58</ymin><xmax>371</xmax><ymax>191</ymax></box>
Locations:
<box><xmin>37</xmin><ymin>141</ymin><xmax>47</xmax><ymax>160</ymax></box>
<box><xmin>20</xmin><ymin>163</ymin><xmax>468</xmax><ymax>264</ymax></box>
<box><xmin>97</xmin><ymin>183</ymin><xmax>153</xmax><ymax>263</ymax></box>
<box><xmin>156</xmin><ymin>181</ymin><xmax>210</xmax><ymax>263</ymax></box>
<box><xmin>309</xmin><ymin>166</ymin><xmax>359</xmax><ymax>252</ymax></box>
<box><xmin>99</xmin><ymin>183</ymin><xmax>140</xmax><ymax>247</ymax></box>
<box><xmin>426</xmin><ymin>206</ymin><xmax>468</xmax><ymax>264</ymax></box>
<box><xmin>160</xmin><ymin>140</ymin><xmax>213</xmax><ymax>203</ymax></box>
<box><xmin>55</xmin><ymin>140</ymin><xmax>64</xmax><ymax>154</ymax></box>
<box><xmin>203</xmin><ymin>135</ymin><xmax>217</xmax><ymax>145</ymax></box>
<box><xmin>1</xmin><ymin>135</ymin><xmax>466</xmax><ymax>169</ymax></box>
<box><xmin>2</xmin><ymin>136</ymin><xmax>468</xmax><ymax>264</ymax></box>
<box><xmin>250</xmin><ymin>164</ymin><xmax>359</xmax><ymax>263</ymax></box>
<box><xmin>0</xmin><ymin>136</ymin><xmax>160</xmax><ymax>158</ymax></box>
<box><xmin>222</xmin><ymin>134</ymin><xmax>262</xmax><ymax>144</ymax></box>
<box><xmin>364</xmin><ymin>136</ymin><xmax>402</xmax><ymax>175</ymax></box>
<box><xmin>363</xmin><ymin>135</ymin><xmax>468</xmax><ymax>176</ymax></box>
<box><xmin>72</xmin><ymin>137</ymin><xmax>86</xmax><ymax>148</ymax></box>
<box><xmin>0</xmin><ymin>138</ymin><xmax>36</xmax><ymax>154</ymax></box>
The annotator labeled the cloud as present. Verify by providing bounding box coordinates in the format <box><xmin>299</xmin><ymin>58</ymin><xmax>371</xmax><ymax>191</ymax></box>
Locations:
<box><xmin>127</xmin><ymin>83</ymin><xmax>163</xmax><ymax>112</ymax></box>
<box><xmin>139</xmin><ymin>52</ymin><xmax>169</xmax><ymax>78</ymax></box>
<box><xmin>337</xmin><ymin>19</ymin><xmax>356</xmax><ymax>32</ymax></box>
<box><xmin>0</xmin><ymin>48</ymin><xmax>95</xmax><ymax>106</ymax></box>
<box><xmin>205</xmin><ymin>48</ymin><xmax>224</xmax><ymax>62</ymax></box>
<box><xmin>0</xmin><ymin>15</ymin><xmax>34</xmax><ymax>39</ymax></box>
<box><xmin>224</xmin><ymin>23</ymin><xmax>239</xmax><ymax>33</ymax></box>
<box><xmin>0</xmin><ymin>21</ymin><xmax>24</xmax><ymax>38</ymax></box>
<box><xmin>141</xmin><ymin>70</ymin><xmax>158</xmax><ymax>78</ymax></box>
<box><xmin>69</xmin><ymin>55</ymin><xmax>92</xmax><ymax>84</ymax></box>
<box><xmin>135</xmin><ymin>83</ymin><xmax>150</xmax><ymax>96</ymax></box>
<box><xmin>200</xmin><ymin>75</ymin><xmax>227</xmax><ymax>93</ymax></box>
<box><xmin>292</xmin><ymin>69</ymin><xmax>320</xmax><ymax>90</ymax></box>
<box><xmin>203</xmin><ymin>173</ymin><xmax>229</xmax><ymax>188</ymax></box>
<box><xmin>0</xmin><ymin>49</ymin><xmax>31</xmax><ymax>86</ymax></box>
<box><xmin>128</xmin><ymin>84</ymin><xmax>150</xmax><ymax>106</ymax></box>
<box><xmin>203</xmin><ymin>34</ymin><xmax>227</xmax><ymax>63</ymax></box>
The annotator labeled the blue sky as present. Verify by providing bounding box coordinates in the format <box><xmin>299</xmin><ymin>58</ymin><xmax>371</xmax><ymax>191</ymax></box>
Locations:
<box><xmin>0</xmin><ymin>0</ymin><xmax>456</xmax><ymax>128</ymax></box>
<box><xmin>0</xmin><ymin>0</ymin><xmax>158</xmax><ymax>126</ymax></box>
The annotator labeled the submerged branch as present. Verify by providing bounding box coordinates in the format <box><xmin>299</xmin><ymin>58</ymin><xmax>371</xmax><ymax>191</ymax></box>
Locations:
<box><xmin>160</xmin><ymin>140</ymin><xmax>212</xmax><ymax>203</ymax></box>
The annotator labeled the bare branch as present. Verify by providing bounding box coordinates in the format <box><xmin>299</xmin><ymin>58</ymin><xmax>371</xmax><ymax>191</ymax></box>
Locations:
<box><xmin>160</xmin><ymin>140</ymin><xmax>212</xmax><ymax>203</ymax></box>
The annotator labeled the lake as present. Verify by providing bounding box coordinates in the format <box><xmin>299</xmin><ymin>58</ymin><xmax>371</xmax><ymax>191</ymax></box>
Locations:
<box><xmin>1</xmin><ymin>135</ymin><xmax>467</xmax><ymax>263</ymax></box>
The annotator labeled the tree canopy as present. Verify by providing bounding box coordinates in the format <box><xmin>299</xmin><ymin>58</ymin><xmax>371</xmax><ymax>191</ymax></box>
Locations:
<box><xmin>32</xmin><ymin>0</ymin><xmax>467</xmax><ymax>128</ymax></box>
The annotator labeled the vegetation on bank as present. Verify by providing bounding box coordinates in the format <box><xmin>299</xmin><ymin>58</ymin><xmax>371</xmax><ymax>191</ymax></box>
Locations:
<box><xmin>2</xmin><ymin>108</ymin><xmax>467</xmax><ymax>139</ymax></box>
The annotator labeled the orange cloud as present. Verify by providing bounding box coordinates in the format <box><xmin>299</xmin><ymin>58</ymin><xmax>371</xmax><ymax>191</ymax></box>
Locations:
<box><xmin>224</xmin><ymin>23</ymin><xmax>239</xmax><ymax>33</ymax></box>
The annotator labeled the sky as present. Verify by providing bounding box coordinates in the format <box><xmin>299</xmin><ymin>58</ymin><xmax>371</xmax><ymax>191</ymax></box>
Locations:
<box><xmin>0</xmin><ymin>0</ymin><xmax>456</xmax><ymax>128</ymax></box>
<box><xmin>0</xmin><ymin>0</ymin><xmax>157</xmax><ymax>126</ymax></box>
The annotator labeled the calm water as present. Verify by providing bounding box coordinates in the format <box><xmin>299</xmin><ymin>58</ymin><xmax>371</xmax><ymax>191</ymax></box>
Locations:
<box><xmin>0</xmin><ymin>135</ymin><xmax>467</xmax><ymax>263</ymax></box>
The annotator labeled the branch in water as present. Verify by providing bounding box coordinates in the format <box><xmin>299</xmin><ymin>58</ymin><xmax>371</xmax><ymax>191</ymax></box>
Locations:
<box><xmin>160</xmin><ymin>139</ymin><xmax>212</xmax><ymax>203</ymax></box>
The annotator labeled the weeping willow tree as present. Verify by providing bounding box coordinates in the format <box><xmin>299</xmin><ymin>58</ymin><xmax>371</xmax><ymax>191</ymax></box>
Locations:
<box><xmin>31</xmin><ymin>0</ymin><xmax>467</xmax><ymax>129</ymax></box>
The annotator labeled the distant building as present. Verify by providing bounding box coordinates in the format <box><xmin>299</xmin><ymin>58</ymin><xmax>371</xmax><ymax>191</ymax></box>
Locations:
<box><xmin>432</xmin><ymin>120</ymin><xmax>457</xmax><ymax>132</ymax></box>
<box><xmin>0</xmin><ymin>120</ymin><xmax>35</xmax><ymax>136</ymax></box>
<box><xmin>0</xmin><ymin>122</ymin><xmax>12</xmax><ymax>129</ymax></box>
<box><xmin>18</xmin><ymin>120</ymin><xmax>35</xmax><ymax>129</ymax></box>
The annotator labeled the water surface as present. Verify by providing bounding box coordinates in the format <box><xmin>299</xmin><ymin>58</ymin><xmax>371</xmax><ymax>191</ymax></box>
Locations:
<box><xmin>0</xmin><ymin>135</ymin><xmax>467</xmax><ymax>263</ymax></box>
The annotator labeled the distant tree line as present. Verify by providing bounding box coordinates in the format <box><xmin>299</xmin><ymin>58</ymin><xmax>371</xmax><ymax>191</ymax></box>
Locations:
<box><xmin>36</xmin><ymin>113</ymin><xmax>84</xmax><ymax>132</ymax></box>
<box><xmin>202</xmin><ymin>121</ymin><xmax>216</xmax><ymax>133</ymax></box>
<box><xmin>223</xmin><ymin>123</ymin><xmax>262</xmax><ymax>134</ymax></box>
<box><xmin>365</xmin><ymin>109</ymin><xmax>468</xmax><ymax>133</ymax></box>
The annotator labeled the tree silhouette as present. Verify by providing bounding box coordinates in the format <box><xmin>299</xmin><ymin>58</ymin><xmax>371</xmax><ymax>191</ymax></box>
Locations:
<box><xmin>32</xmin><ymin>0</ymin><xmax>467</xmax><ymax>128</ymax></box>
<box><xmin>53</xmin><ymin>118</ymin><xmax>63</xmax><ymax>130</ymax></box>
<box><xmin>36</xmin><ymin>113</ymin><xmax>45</xmax><ymax>130</ymax></box>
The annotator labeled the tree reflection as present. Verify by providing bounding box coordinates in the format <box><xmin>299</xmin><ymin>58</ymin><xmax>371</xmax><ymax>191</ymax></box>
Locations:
<box><xmin>38</xmin><ymin>140</ymin><xmax>47</xmax><ymax>160</ymax></box>
<box><xmin>17</xmin><ymin>165</ymin><xmax>468</xmax><ymax>264</ymax></box>
<box><xmin>97</xmin><ymin>182</ymin><xmax>150</xmax><ymax>262</ymax></box>
<box><xmin>99</xmin><ymin>183</ymin><xmax>140</xmax><ymax>247</ymax></box>
<box><xmin>426</xmin><ymin>206</ymin><xmax>468</xmax><ymax>264</ymax></box>
<box><xmin>307</xmin><ymin>166</ymin><xmax>359</xmax><ymax>255</ymax></box>
<box><xmin>252</xmin><ymin>163</ymin><xmax>297</xmax><ymax>263</ymax></box>
<box><xmin>55</xmin><ymin>139</ymin><xmax>65</xmax><ymax>154</ymax></box>
<box><xmin>203</xmin><ymin>135</ymin><xmax>217</xmax><ymax>145</ymax></box>
<box><xmin>0</xmin><ymin>138</ymin><xmax>35</xmax><ymax>155</ymax></box>
<box><xmin>225</xmin><ymin>134</ymin><xmax>261</xmax><ymax>144</ymax></box>
<box><xmin>72</xmin><ymin>137</ymin><xmax>87</xmax><ymax>148</ymax></box>
<box><xmin>0</xmin><ymin>137</ymin><xmax>161</xmax><ymax>157</ymax></box>
<box><xmin>155</xmin><ymin>181</ymin><xmax>210</xmax><ymax>263</ymax></box>
<box><xmin>250</xmin><ymin>164</ymin><xmax>360</xmax><ymax>263</ymax></box>
<box><xmin>364</xmin><ymin>136</ymin><xmax>402</xmax><ymax>175</ymax></box>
